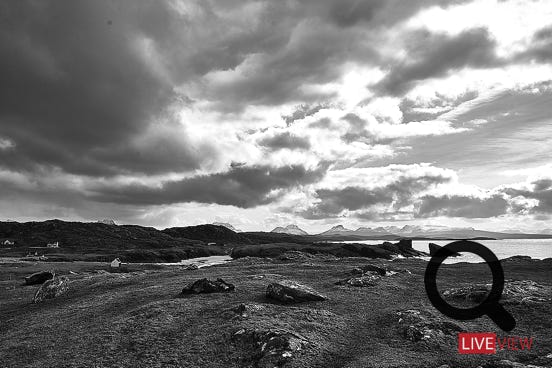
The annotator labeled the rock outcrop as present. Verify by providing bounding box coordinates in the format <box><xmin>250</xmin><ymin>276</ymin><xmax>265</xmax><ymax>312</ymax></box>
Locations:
<box><xmin>266</xmin><ymin>280</ymin><xmax>327</xmax><ymax>303</ymax></box>
<box><xmin>24</xmin><ymin>271</ymin><xmax>54</xmax><ymax>285</ymax></box>
<box><xmin>428</xmin><ymin>243</ymin><xmax>460</xmax><ymax>257</ymax></box>
<box><xmin>443</xmin><ymin>280</ymin><xmax>550</xmax><ymax>305</ymax></box>
<box><xmin>381</xmin><ymin>239</ymin><xmax>427</xmax><ymax>257</ymax></box>
<box><xmin>32</xmin><ymin>276</ymin><xmax>69</xmax><ymax>303</ymax></box>
<box><xmin>351</xmin><ymin>264</ymin><xmax>387</xmax><ymax>276</ymax></box>
<box><xmin>233</xmin><ymin>328</ymin><xmax>307</xmax><ymax>368</ymax></box>
<box><xmin>336</xmin><ymin>273</ymin><xmax>381</xmax><ymax>287</ymax></box>
<box><xmin>397</xmin><ymin>309</ymin><xmax>463</xmax><ymax>347</ymax></box>
<box><xmin>179</xmin><ymin>278</ymin><xmax>235</xmax><ymax>295</ymax></box>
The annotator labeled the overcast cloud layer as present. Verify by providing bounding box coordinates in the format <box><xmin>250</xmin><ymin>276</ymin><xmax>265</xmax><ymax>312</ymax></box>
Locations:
<box><xmin>0</xmin><ymin>0</ymin><xmax>551</xmax><ymax>232</ymax></box>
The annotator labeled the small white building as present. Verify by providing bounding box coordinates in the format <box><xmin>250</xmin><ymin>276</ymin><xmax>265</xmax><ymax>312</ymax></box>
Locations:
<box><xmin>2</xmin><ymin>240</ymin><xmax>14</xmax><ymax>246</ymax></box>
<box><xmin>111</xmin><ymin>258</ymin><xmax>121</xmax><ymax>268</ymax></box>
<box><xmin>46</xmin><ymin>241</ymin><xmax>59</xmax><ymax>248</ymax></box>
<box><xmin>110</xmin><ymin>258</ymin><xmax>128</xmax><ymax>268</ymax></box>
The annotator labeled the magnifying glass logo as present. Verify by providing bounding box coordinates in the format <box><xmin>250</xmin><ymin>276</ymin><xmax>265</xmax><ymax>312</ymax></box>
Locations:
<box><xmin>424</xmin><ymin>240</ymin><xmax>516</xmax><ymax>332</ymax></box>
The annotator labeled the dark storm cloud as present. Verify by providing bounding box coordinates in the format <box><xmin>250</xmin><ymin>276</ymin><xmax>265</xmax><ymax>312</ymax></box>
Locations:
<box><xmin>298</xmin><ymin>186</ymin><xmax>391</xmax><ymax>219</ymax></box>
<box><xmin>311</xmin><ymin>0</ymin><xmax>470</xmax><ymax>29</ymax></box>
<box><xmin>204</xmin><ymin>24</ymin><xmax>373</xmax><ymax>111</ymax></box>
<box><xmin>258</xmin><ymin>132</ymin><xmax>311</xmax><ymax>151</ymax></box>
<box><xmin>295</xmin><ymin>172</ymin><xmax>452</xmax><ymax>219</ymax></box>
<box><xmin>502</xmin><ymin>179</ymin><xmax>552</xmax><ymax>214</ymax></box>
<box><xmin>201</xmin><ymin>0</ymin><xmax>474</xmax><ymax>112</ymax></box>
<box><xmin>324</xmin><ymin>0</ymin><xmax>385</xmax><ymax>27</ymax></box>
<box><xmin>375</xmin><ymin>28</ymin><xmax>500</xmax><ymax>96</ymax></box>
<box><xmin>0</xmin><ymin>0</ymin><xmax>212</xmax><ymax>176</ymax></box>
<box><xmin>0</xmin><ymin>0</ymin><xmax>480</xmax><ymax>180</ymax></box>
<box><xmin>415</xmin><ymin>194</ymin><xmax>508</xmax><ymax>218</ymax></box>
<box><xmin>515</xmin><ymin>25</ymin><xmax>552</xmax><ymax>62</ymax></box>
<box><xmin>90</xmin><ymin>163</ymin><xmax>329</xmax><ymax>208</ymax></box>
<box><xmin>282</xmin><ymin>103</ymin><xmax>330</xmax><ymax>126</ymax></box>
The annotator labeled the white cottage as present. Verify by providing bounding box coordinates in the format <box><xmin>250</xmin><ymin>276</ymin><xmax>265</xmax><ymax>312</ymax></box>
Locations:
<box><xmin>46</xmin><ymin>241</ymin><xmax>59</xmax><ymax>248</ymax></box>
<box><xmin>110</xmin><ymin>258</ymin><xmax>122</xmax><ymax>268</ymax></box>
<box><xmin>2</xmin><ymin>240</ymin><xmax>14</xmax><ymax>246</ymax></box>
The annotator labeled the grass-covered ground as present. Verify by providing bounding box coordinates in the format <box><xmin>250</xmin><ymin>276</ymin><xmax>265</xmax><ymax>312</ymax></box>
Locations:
<box><xmin>0</xmin><ymin>256</ymin><xmax>550</xmax><ymax>368</ymax></box>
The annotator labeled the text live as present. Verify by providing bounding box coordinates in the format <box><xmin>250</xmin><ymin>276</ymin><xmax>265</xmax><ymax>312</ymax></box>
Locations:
<box><xmin>458</xmin><ymin>333</ymin><xmax>534</xmax><ymax>354</ymax></box>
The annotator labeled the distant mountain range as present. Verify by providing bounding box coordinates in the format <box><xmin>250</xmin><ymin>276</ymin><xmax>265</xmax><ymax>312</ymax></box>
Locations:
<box><xmin>263</xmin><ymin>223</ymin><xmax>552</xmax><ymax>239</ymax></box>
<box><xmin>313</xmin><ymin>224</ymin><xmax>552</xmax><ymax>240</ymax></box>
<box><xmin>271</xmin><ymin>224</ymin><xmax>308</xmax><ymax>235</ymax></box>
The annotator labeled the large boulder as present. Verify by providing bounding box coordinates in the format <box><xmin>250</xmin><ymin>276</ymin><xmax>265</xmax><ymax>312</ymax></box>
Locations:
<box><xmin>32</xmin><ymin>276</ymin><xmax>69</xmax><ymax>303</ymax></box>
<box><xmin>266</xmin><ymin>280</ymin><xmax>327</xmax><ymax>303</ymax></box>
<box><xmin>179</xmin><ymin>278</ymin><xmax>235</xmax><ymax>295</ymax></box>
<box><xmin>24</xmin><ymin>271</ymin><xmax>54</xmax><ymax>285</ymax></box>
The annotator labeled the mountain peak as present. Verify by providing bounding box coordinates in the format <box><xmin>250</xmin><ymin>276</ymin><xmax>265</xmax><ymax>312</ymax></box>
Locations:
<box><xmin>319</xmin><ymin>224</ymin><xmax>352</xmax><ymax>235</ymax></box>
<box><xmin>271</xmin><ymin>224</ymin><xmax>308</xmax><ymax>235</ymax></box>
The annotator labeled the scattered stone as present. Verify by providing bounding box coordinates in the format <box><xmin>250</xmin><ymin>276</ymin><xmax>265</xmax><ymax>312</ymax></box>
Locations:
<box><xmin>266</xmin><ymin>280</ymin><xmax>327</xmax><ymax>303</ymax></box>
<box><xmin>336</xmin><ymin>273</ymin><xmax>381</xmax><ymax>287</ymax></box>
<box><xmin>351</xmin><ymin>264</ymin><xmax>386</xmax><ymax>276</ymax></box>
<box><xmin>24</xmin><ymin>271</ymin><xmax>54</xmax><ymax>285</ymax></box>
<box><xmin>233</xmin><ymin>328</ymin><xmax>307</xmax><ymax>368</ymax></box>
<box><xmin>428</xmin><ymin>243</ymin><xmax>460</xmax><ymax>257</ymax></box>
<box><xmin>179</xmin><ymin>278</ymin><xmax>235</xmax><ymax>295</ymax></box>
<box><xmin>32</xmin><ymin>276</ymin><xmax>69</xmax><ymax>303</ymax></box>
<box><xmin>397</xmin><ymin>309</ymin><xmax>463</xmax><ymax>346</ymax></box>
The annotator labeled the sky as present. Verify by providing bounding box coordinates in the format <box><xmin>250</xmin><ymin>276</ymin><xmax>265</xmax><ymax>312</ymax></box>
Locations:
<box><xmin>0</xmin><ymin>0</ymin><xmax>551</xmax><ymax>233</ymax></box>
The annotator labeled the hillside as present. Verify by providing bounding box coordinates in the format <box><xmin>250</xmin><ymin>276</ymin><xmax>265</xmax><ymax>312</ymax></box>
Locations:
<box><xmin>162</xmin><ymin>224</ymin><xmax>253</xmax><ymax>244</ymax></box>
<box><xmin>0</xmin><ymin>220</ymin><xmax>200</xmax><ymax>249</ymax></box>
<box><xmin>0</xmin><ymin>220</ymin><xmax>222</xmax><ymax>262</ymax></box>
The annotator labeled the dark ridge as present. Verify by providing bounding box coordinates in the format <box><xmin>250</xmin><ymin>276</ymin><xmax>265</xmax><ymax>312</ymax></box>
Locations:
<box><xmin>162</xmin><ymin>224</ymin><xmax>253</xmax><ymax>244</ymax></box>
<box><xmin>0</xmin><ymin>219</ymin><xmax>199</xmax><ymax>249</ymax></box>
<box><xmin>0</xmin><ymin>220</ymin><xmax>224</xmax><ymax>262</ymax></box>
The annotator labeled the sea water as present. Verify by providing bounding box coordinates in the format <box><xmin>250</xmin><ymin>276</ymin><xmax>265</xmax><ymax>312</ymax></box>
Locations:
<box><xmin>349</xmin><ymin>238</ymin><xmax>552</xmax><ymax>263</ymax></box>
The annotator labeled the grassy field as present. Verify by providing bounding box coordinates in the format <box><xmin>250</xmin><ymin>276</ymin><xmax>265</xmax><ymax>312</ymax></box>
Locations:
<box><xmin>0</xmin><ymin>256</ymin><xmax>550</xmax><ymax>368</ymax></box>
